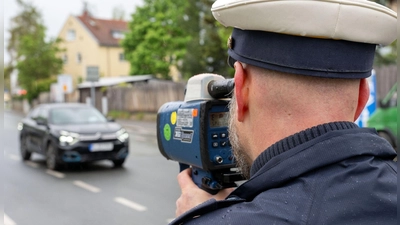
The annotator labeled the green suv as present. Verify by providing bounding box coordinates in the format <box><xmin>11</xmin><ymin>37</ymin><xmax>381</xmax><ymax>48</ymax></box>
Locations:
<box><xmin>367</xmin><ymin>83</ymin><xmax>397</xmax><ymax>151</ymax></box>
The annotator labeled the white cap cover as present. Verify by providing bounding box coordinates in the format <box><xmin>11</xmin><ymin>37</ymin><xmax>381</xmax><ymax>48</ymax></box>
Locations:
<box><xmin>212</xmin><ymin>0</ymin><xmax>396</xmax><ymax>45</ymax></box>
<box><xmin>211</xmin><ymin>0</ymin><xmax>397</xmax><ymax>78</ymax></box>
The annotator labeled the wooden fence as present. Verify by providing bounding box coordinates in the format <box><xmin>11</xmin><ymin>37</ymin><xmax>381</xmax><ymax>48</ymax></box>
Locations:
<box><xmin>12</xmin><ymin>65</ymin><xmax>397</xmax><ymax>115</ymax></box>
<box><xmin>104</xmin><ymin>67</ymin><xmax>397</xmax><ymax>114</ymax></box>
<box><xmin>104</xmin><ymin>66</ymin><xmax>397</xmax><ymax>113</ymax></box>
<box><xmin>107</xmin><ymin>79</ymin><xmax>186</xmax><ymax>113</ymax></box>
<box><xmin>374</xmin><ymin>65</ymin><xmax>397</xmax><ymax>100</ymax></box>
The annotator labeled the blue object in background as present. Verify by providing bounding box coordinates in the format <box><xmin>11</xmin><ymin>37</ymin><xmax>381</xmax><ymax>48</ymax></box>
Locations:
<box><xmin>356</xmin><ymin>70</ymin><xmax>377</xmax><ymax>127</ymax></box>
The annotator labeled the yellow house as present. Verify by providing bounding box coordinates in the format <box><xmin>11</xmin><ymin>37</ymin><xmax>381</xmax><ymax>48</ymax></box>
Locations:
<box><xmin>57</xmin><ymin>10</ymin><xmax>130</xmax><ymax>87</ymax></box>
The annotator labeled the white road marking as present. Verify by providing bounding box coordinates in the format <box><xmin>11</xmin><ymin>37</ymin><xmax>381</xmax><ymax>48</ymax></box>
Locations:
<box><xmin>5</xmin><ymin>213</ymin><xmax>17</xmax><ymax>225</ymax></box>
<box><xmin>8</xmin><ymin>154</ymin><xmax>20</xmax><ymax>161</ymax></box>
<box><xmin>73</xmin><ymin>180</ymin><xmax>101</xmax><ymax>193</ymax></box>
<box><xmin>114</xmin><ymin>197</ymin><xmax>147</xmax><ymax>212</ymax></box>
<box><xmin>24</xmin><ymin>161</ymin><xmax>39</xmax><ymax>168</ymax></box>
<box><xmin>46</xmin><ymin>169</ymin><xmax>65</xmax><ymax>179</ymax></box>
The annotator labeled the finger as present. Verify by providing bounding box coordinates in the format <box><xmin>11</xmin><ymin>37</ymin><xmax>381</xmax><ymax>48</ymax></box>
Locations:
<box><xmin>214</xmin><ymin>187</ymin><xmax>236</xmax><ymax>200</ymax></box>
<box><xmin>175</xmin><ymin>194</ymin><xmax>191</xmax><ymax>217</ymax></box>
<box><xmin>177</xmin><ymin>168</ymin><xmax>197</xmax><ymax>191</ymax></box>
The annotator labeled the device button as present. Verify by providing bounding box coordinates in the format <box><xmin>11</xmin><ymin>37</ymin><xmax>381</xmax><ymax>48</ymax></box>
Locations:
<box><xmin>212</xmin><ymin>133</ymin><xmax>218</xmax><ymax>139</ymax></box>
<box><xmin>212</xmin><ymin>142</ymin><xmax>219</xmax><ymax>148</ymax></box>
<box><xmin>220</xmin><ymin>132</ymin><xmax>227</xmax><ymax>138</ymax></box>
<box><xmin>202</xmin><ymin>177</ymin><xmax>212</xmax><ymax>186</ymax></box>
<box><xmin>220</xmin><ymin>141</ymin><xmax>227</xmax><ymax>147</ymax></box>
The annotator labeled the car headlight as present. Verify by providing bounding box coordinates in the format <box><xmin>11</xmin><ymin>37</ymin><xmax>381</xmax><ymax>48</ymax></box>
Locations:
<box><xmin>59</xmin><ymin>130</ymin><xmax>80</xmax><ymax>146</ymax></box>
<box><xmin>116</xmin><ymin>129</ymin><xmax>129</xmax><ymax>142</ymax></box>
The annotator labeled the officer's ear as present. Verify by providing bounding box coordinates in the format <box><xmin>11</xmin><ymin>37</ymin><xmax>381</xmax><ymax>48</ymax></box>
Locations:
<box><xmin>234</xmin><ymin>61</ymin><xmax>249</xmax><ymax>122</ymax></box>
<box><xmin>354</xmin><ymin>78</ymin><xmax>370</xmax><ymax>121</ymax></box>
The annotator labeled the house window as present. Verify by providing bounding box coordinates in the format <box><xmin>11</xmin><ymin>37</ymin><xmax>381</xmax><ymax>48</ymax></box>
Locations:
<box><xmin>76</xmin><ymin>53</ymin><xmax>82</xmax><ymax>64</ymax></box>
<box><xmin>62</xmin><ymin>54</ymin><xmax>68</xmax><ymax>64</ymax></box>
<box><xmin>66</xmin><ymin>29</ymin><xmax>76</xmax><ymax>41</ymax></box>
<box><xmin>119</xmin><ymin>53</ymin><xmax>125</xmax><ymax>61</ymax></box>
<box><xmin>112</xmin><ymin>30</ymin><xmax>125</xmax><ymax>39</ymax></box>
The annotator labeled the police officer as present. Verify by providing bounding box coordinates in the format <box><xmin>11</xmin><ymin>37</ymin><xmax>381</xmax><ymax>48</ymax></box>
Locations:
<box><xmin>172</xmin><ymin>0</ymin><xmax>397</xmax><ymax>224</ymax></box>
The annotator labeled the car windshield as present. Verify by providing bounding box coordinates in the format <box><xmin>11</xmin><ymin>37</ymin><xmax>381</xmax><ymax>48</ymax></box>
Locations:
<box><xmin>49</xmin><ymin>107</ymin><xmax>108</xmax><ymax>125</ymax></box>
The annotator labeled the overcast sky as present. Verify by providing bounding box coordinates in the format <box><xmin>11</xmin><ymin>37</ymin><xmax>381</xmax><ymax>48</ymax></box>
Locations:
<box><xmin>3</xmin><ymin>0</ymin><xmax>144</xmax><ymax>64</ymax></box>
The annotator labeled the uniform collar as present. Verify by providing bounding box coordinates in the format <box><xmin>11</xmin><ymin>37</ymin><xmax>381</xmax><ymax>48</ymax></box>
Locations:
<box><xmin>228</xmin><ymin>122</ymin><xmax>397</xmax><ymax>201</ymax></box>
<box><xmin>250</xmin><ymin>121</ymin><xmax>358</xmax><ymax>176</ymax></box>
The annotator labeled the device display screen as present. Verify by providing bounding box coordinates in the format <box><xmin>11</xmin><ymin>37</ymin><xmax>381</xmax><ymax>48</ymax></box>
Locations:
<box><xmin>209</xmin><ymin>112</ymin><xmax>229</xmax><ymax>128</ymax></box>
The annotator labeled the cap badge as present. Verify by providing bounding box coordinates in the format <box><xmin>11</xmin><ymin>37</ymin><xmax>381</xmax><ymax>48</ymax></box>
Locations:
<box><xmin>227</xmin><ymin>36</ymin><xmax>234</xmax><ymax>49</ymax></box>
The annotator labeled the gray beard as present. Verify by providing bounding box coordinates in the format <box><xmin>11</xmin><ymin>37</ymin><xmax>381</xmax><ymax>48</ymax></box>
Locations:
<box><xmin>228</xmin><ymin>95</ymin><xmax>252</xmax><ymax>180</ymax></box>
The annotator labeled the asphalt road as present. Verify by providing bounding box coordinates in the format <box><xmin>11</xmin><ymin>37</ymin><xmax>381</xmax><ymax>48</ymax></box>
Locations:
<box><xmin>3</xmin><ymin>110</ymin><xmax>181</xmax><ymax>225</ymax></box>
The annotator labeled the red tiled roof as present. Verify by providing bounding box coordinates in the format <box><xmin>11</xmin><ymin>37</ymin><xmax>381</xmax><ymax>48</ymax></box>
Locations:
<box><xmin>77</xmin><ymin>14</ymin><xmax>128</xmax><ymax>47</ymax></box>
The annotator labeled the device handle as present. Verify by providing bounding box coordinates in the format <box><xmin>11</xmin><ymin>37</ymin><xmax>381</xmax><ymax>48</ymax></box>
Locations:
<box><xmin>178</xmin><ymin>164</ymin><xmax>239</xmax><ymax>195</ymax></box>
<box><xmin>178</xmin><ymin>163</ymin><xmax>221</xmax><ymax>194</ymax></box>
<box><xmin>179</xmin><ymin>163</ymin><xmax>190</xmax><ymax>172</ymax></box>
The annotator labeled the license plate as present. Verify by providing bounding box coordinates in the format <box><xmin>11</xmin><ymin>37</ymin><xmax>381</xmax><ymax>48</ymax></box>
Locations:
<box><xmin>89</xmin><ymin>142</ymin><xmax>113</xmax><ymax>152</ymax></box>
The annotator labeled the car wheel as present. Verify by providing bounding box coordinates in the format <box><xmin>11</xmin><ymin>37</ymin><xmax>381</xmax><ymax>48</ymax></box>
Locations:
<box><xmin>112</xmin><ymin>159</ymin><xmax>125</xmax><ymax>168</ymax></box>
<box><xmin>20</xmin><ymin>135</ymin><xmax>32</xmax><ymax>160</ymax></box>
<box><xmin>46</xmin><ymin>144</ymin><xmax>62</xmax><ymax>170</ymax></box>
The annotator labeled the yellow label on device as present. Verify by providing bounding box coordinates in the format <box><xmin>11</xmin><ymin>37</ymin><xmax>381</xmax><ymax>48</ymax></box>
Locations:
<box><xmin>171</xmin><ymin>111</ymin><xmax>177</xmax><ymax>125</ymax></box>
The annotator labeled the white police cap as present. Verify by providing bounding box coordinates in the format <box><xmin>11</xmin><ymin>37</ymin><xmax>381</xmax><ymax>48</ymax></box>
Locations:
<box><xmin>212</xmin><ymin>0</ymin><xmax>397</xmax><ymax>78</ymax></box>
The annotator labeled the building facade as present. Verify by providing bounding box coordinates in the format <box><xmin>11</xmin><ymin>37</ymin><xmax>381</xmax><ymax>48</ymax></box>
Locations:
<box><xmin>57</xmin><ymin>11</ymin><xmax>130</xmax><ymax>87</ymax></box>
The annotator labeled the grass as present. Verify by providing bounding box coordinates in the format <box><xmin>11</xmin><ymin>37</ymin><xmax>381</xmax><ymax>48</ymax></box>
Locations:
<box><xmin>107</xmin><ymin>110</ymin><xmax>157</xmax><ymax>121</ymax></box>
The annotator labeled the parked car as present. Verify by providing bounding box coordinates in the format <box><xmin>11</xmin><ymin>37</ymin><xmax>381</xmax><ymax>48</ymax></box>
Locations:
<box><xmin>18</xmin><ymin>103</ymin><xmax>129</xmax><ymax>170</ymax></box>
<box><xmin>367</xmin><ymin>83</ymin><xmax>397</xmax><ymax>152</ymax></box>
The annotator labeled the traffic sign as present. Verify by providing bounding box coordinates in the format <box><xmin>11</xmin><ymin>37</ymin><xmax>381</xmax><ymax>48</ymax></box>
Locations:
<box><xmin>86</xmin><ymin>66</ymin><xmax>99</xmax><ymax>82</ymax></box>
<box><xmin>57</xmin><ymin>74</ymin><xmax>73</xmax><ymax>94</ymax></box>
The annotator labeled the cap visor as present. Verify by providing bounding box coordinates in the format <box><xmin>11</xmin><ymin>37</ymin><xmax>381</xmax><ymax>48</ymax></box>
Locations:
<box><xmin>227</xmin><ymin>55</ymin><xmax>236</xmax><ymax>68</ymax></box>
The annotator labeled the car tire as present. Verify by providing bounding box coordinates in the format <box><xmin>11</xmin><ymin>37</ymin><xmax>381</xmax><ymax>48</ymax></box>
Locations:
<box><xmin>20</xmin><ymin>135</ymin><xmax>32</xmax><ymax>160</ymax></box>
<box><xmin>46</xmin><ymin>144</ymin><xmax>62</xmax><ymax>170</ymax></box>
<box><xmin>112</xmin><ymin>159</ymin><xmax>125</xmax><ymax>168</ymax></box>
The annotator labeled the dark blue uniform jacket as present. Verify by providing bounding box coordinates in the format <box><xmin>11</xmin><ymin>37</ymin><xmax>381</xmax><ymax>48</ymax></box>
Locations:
<box><xmin>171</xmin><ymin>122</ymin><xmax>397</xmax><ymax>225</ymax></box>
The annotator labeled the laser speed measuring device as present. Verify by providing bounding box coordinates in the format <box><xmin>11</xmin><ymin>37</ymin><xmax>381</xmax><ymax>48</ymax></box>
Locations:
<box><xmin>157</xmin><ymin>74</ymin><xmax>244</xmax><ymax>194</ymax></box>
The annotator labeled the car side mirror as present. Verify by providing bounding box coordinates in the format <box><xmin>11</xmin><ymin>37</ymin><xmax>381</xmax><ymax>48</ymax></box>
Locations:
<box><xmin>107</xmin><ymin>117</ymin><xmax>115</xmax><ymax>122</ymax></box>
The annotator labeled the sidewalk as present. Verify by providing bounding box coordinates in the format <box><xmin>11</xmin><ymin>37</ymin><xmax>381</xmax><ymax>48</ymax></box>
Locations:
<box><xmin>116</xmin><ymin>119</ymin><xmax>157</xmax><ymax>137</ymax></box>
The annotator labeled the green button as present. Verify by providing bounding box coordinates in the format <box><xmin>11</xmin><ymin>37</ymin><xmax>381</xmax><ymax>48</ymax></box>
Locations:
<box><xmin>163</xmin><ymin>124</ymin><xmax>171</xmax><ymax>141</ymax></box>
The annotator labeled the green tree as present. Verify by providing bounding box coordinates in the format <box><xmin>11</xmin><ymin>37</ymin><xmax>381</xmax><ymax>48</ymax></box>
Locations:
<box><xmin>3</xmin><ymin>65</ymin><xmax>13</xmax><ymax>92</ymax></box>
<box><xmin>122</xmin><ymin>0</ymin><xmax>234</xmax><ymax>80</ymax></box>
<box><xmin>5</xmin><ymin>0</ymin><xmax>42</xmax><ymax>92</ymax></box>
<box><xmin>177</xmin><ymin>1</ymin><xmax>203</xmax><ymax>79</ymax></box>
<box><xmin>7</xmin><ymin>0</ymin><xmax>42</xmax><ymax>65</ymax></box>
<box><xmin>8</xmin><ymin>0</ymin><xmax>63</xmax><ymax>102</ymax></box>
<box><xmin>122</xmin><ymin>0</ymin><xmax>190</xmax><ymax>79</ymax></box>
<box><xmin>196</xmin><ymin>0</ymin><xmax>232</xmax><ymax>77</ymax></box>
<box><xmin>374</xmin><ymin>40</ymin><xmax>397</xmax><ymax>66</ymax></box>
<box><xmin>178</xmin><ymin>1</ymin><xmax>233</xmax><ymax>79</ymax></box>
<box><xmin>372</xmin><ymin>0</ymin><xmax>397</xmax><ymax>66</ymax></box>
<box><xmin>373</xmin><ymin>0</ymin><xmax>393</xmax><ymax>6</ymax></box>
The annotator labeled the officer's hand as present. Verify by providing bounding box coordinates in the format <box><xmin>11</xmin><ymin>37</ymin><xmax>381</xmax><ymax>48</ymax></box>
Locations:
<box><xmin>175</xmin><ymin>168</ymin><xmax>235</xmax><ymax>217</ymax></box>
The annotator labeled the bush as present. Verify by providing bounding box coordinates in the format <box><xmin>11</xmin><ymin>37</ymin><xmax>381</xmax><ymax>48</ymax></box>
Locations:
<box><xmin>107</xmin><ymin>110</ymin><xmax>132</xmax><ymax>119</ymax></box>
<box><xmin>24</xmin><ymin>78</ymin><xmax>56</xmax><ymax>103</ymax></box>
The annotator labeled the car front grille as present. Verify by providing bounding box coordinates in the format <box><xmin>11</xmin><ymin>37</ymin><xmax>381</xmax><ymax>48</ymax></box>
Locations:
<box><xmin>78</xmin><ymin>132</ymin><xmax>117</xmax><ymax>141</ymax></box>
